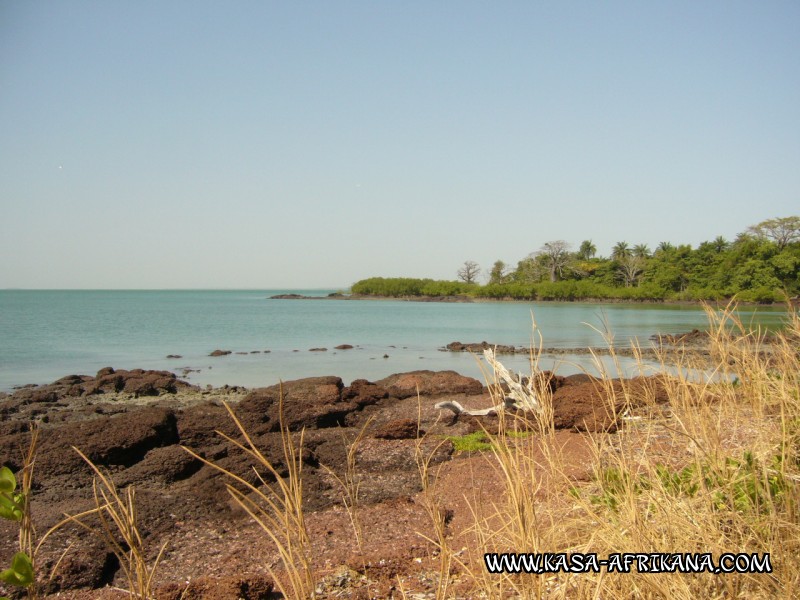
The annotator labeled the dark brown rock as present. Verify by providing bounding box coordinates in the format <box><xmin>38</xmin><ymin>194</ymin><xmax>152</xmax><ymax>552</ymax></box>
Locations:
<box><xmin>651</xmin><ymin>329</ymin><xmax>708</xmax><ymax>345</ymax></box>
<box><xmin>342</xmin><ymin>379</ymin><xmax>389</xmax><ymax>408</ymax></box>
<box><xmin>377</xmin><ymin>370</ymin><xmax>484</xmax><ymax>399</ymax></box>
<box><xmin>335</xmin><ymin>344</ymin><xmax>354</xmax><ymax>350</ymax></box>
<box><xmin>6</xmin><ymin>369</ymin><xmax>194</xmax><ymax>405</ymax></box>
<box><xmin>551</xmin><ymin>376</ymin><xmax>669</xmax><ymax>433</ymax></box>
<box><xmin>209</xmin><ymin>349</ymin><xmax>232</xmax><ymax>357</ymax></box>
<box><xmin>34</xmin><ymin>407</ymin><xmax>179</xmax><ymax>477</ymax></box>
<box><xmin>373</xmin><ymin>418</ymin><xmax>421</xmax><ymax>440</ymax></box>
<box><xmin>120</xmin><ymin>369</ymin><xmax>183</xmax><ymax>397</ymax></box>
<box><xmin>155</xmin><ymin>574</ymin><xmax>274</xmax><ymax>599</ymax></box>
<box><xmin>238</xmin><ymin>376</ymin><xmax>356</xmax><ymax>431</ymax></box>
<box><xmin>445</xmin><ymin>341</ymin><xmax>520</xmax><ymax>353</ymax></box>
<box><xmin>117</xmin><ymin>445</ymin><xmax>202</xmax><ymax>486</ymax></box>
<box><xmin>43</xmin><ymin>539</ymin><xmax>118</xmax><ymax>593</ymax></box>
<box><xmin>177</xmin><ymin>402</ymin><xmax>244</xmax><ymax>449</ymax></box>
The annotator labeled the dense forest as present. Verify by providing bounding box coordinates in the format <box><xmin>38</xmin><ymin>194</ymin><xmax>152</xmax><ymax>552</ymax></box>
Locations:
<box><xmin>351</xmin><ymin>217</ymin><xmax>800</xmax><ymax>303</ymax></box>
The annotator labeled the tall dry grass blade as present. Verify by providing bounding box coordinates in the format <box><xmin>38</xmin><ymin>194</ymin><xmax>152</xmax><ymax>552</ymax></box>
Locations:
<box><xmin>68</xmin><ymin>447</ymin><xmax>165</xmax><ymax>600</ymax></box>
<box><xmin>320</xmin><ymin>415</ymin><xmax>375</xmax><ymax>555</ymax></box>
<box><xmin>181</xmin><ymin>382</ymin><xmax>315</xmax><ymax>599</ymax></box>
<box><xmin>412</xmin><ymin>389</ymin><xmax>455</xmax><ymax>600</ymax></box>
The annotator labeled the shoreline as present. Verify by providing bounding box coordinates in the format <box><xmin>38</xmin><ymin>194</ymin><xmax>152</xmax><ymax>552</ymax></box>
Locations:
<box><xmin>269</xmin><ymin>292</ymin><xmax>790</xmax><ymax>307</ymax></box>
<box><xmin>2</xmin><ymin>327</ymin><xmax>779</xmax><ymax>394</ymax></box>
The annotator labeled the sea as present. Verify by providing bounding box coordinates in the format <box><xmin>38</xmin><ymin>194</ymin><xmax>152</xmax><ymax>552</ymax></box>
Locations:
<box><xmin>0</xmin><ymin>290</ymin><xmax>789</xmax><ymax>392</ymax></box>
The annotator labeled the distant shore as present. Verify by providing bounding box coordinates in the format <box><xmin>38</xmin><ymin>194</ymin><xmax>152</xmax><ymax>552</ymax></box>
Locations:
<box><xmin>269</xmin><ymin>292</ymin><xmax>790</xmax><ymax>307</ymax></box>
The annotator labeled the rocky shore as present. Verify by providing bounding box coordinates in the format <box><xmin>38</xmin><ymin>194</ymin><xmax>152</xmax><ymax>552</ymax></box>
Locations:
<box><xmin>441</xmin><ymin>334</ymin><xmax>711</xmax><ymax>360</ymax></box>
<box><xmin>0</xmin><ymin>363</ymin><xmax>674</xmax><ymax>599</ymax></box>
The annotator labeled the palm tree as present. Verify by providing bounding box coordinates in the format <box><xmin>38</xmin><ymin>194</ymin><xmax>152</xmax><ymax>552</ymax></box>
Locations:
<box><xmin>656</xmin><ymin>241</ymin><xmax>675</xmax><ymax>254</ymax></box>
<box><xmin>711</xmin><ymin>236</ymin><xmax>729</xmax><ymax>253</ymax></box>
<box><xmin>578</xmin><ymin>240</ymin><xmax>597</xmax><ymax>260</ymax></box>
<box><xmin>611</xmin><ymin>241</ymin><xmax>630</xmax><ymax>261</ymax></box>
<box><xmin>632</xmin><ymin>244</ymin><xmax>651</xmax><ymax>258</ymax></box>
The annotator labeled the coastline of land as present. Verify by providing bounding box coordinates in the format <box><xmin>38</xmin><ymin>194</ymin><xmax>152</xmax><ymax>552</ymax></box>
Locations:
<box><xmin>269</xmin><ymin>292</ymin><xmax>796</xmax><ymax>307</ymax></box>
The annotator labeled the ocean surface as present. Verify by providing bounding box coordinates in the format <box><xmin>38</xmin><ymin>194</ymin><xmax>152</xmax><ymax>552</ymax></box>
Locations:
<box><xmin>0</xmin><ymin>290</ymin><xmax>789</xmax><ymax>392</ymax></box>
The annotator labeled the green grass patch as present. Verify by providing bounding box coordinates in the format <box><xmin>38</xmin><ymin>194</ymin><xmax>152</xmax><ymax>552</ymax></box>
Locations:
<box><xmin>445</xmin><ymin>429</ymin><xmax>535</xmax><ymax>453</ymax></box>
<box><xmin>577</xmin><ymin>451</ymin><xmax>798</xmax><ymax>515</ymax></box>
<box><xmin>446</xmin><ymin>431</ymin><xmax>493</xmax><ymax>453</ymax></box>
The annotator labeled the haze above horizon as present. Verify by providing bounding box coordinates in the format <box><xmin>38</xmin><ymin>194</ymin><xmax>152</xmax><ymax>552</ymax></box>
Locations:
<box><xmin>1</xmin><ymin>1</ymin><xmax>798</xmax><ymax>289</ymax></box>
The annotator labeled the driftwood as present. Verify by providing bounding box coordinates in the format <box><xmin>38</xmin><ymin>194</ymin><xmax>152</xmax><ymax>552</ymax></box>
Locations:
<box><xmin>434</xmin><ymin>348</ymin><xmax>541</xmax><ymax>417</ymax></box>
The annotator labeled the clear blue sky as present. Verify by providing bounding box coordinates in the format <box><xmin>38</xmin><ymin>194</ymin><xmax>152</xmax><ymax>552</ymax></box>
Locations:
<box><xmin>2</xmin><ymin>1</ymin><xmax>798</xmax><ymax>288</ymax></box>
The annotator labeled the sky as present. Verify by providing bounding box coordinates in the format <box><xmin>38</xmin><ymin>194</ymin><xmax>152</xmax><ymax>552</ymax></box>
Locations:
<box><xmin>1</xmin><ymin>1</ymin><xmax>798</xmax><ymax>289</ymax></box>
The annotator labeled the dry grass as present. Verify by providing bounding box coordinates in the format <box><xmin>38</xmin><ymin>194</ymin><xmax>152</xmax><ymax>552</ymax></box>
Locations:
<box><xmin>321</xmin><ymin>415</ymin><xmax>375</xmax><ymax>555</ymax></box>
<box><xmin>182</xmin><ymin>383</ymin><xmax>315</xmax><ymax>600</ymax></box>
<box><xmin>67</xmin><ymin>447</ymin><xmax>167</xmax><ymax>600</ymax></box>
<box><xmin>448</xmin><ymin>302</ymin><xmax>800</xmax><ymax>599</ymax></box>
<box><xmin>414</xmin><ymin>395</ymin><xmax>456</xmax><ymax>600</ymax></box>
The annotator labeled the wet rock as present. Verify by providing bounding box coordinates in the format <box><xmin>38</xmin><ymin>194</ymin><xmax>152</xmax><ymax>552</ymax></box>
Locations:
<box><xmin>445</xmin><ymin>341</ymin><xmax>520</xmax><ymax>353</ymax></box>
<box><xmin>651</xmin><ymin>329</ymin><xmax>708</xmax><ymax>345</ymax></box>
<box><xmin>335</xmin><ymin>344</ymin><xmax>354</xmax><ymax>350</ymax></box>
<box><xmin>209</xmin><ymin>349</ymin><xmax>232</xmax><ymax>357</ymax></box>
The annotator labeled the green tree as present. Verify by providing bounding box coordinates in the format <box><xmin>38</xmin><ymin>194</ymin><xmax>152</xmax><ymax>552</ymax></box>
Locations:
<box><xmin>488</xmin><ymin>260</ymin><xmax>509</xmax><ymax>284</ymax></box>
<box><xmin>711</xmin><ymin>236</ymin><xmax>729</xmax><ymax>253</ymax></box>
<box><xmin>656</xmin><ymin>241</ymin><xmax>675</xmax><ymax>254</ymax></box>
<box><xmin>770</xmin><ymin>250</ymin><xmax>800</xmax><ymax>290</ymax></box>
<box><xmin>746</xmin><ymin>216</ymin><xmax>800</xmax><ymax>250</ymax></box>
<box><xmin>612</xmin><ymin>241</ymin><xmax>630</xmax><ymax>260</ymax></box>
<box><xmin>511</xmin><ymin>255</ymin><xmax>542</xmax><ymax>283</ymax></box>
<box><xmin>578</xmin><ymin>240</ymin><xmax>597</xmax><ymax>260</ymax></box>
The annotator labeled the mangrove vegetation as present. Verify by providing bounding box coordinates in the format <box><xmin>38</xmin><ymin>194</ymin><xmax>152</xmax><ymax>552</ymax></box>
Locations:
<box><xmin>351</xmin><ymin>217</ymin><xmax>800</xmax><ymax>302</ymax></box>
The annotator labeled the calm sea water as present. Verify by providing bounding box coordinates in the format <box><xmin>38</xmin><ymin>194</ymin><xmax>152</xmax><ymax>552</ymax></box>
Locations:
<box><xmin>0</xmin><ymin>290</ymin><xmax>788</xmax><ymax>392</ymax></box>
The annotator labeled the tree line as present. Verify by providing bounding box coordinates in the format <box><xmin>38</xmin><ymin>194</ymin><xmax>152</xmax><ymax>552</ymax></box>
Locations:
<box><xmin>351</xmin><ymin>217</ymin><xmax>800</xmax><ymax>303</ymax></box>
